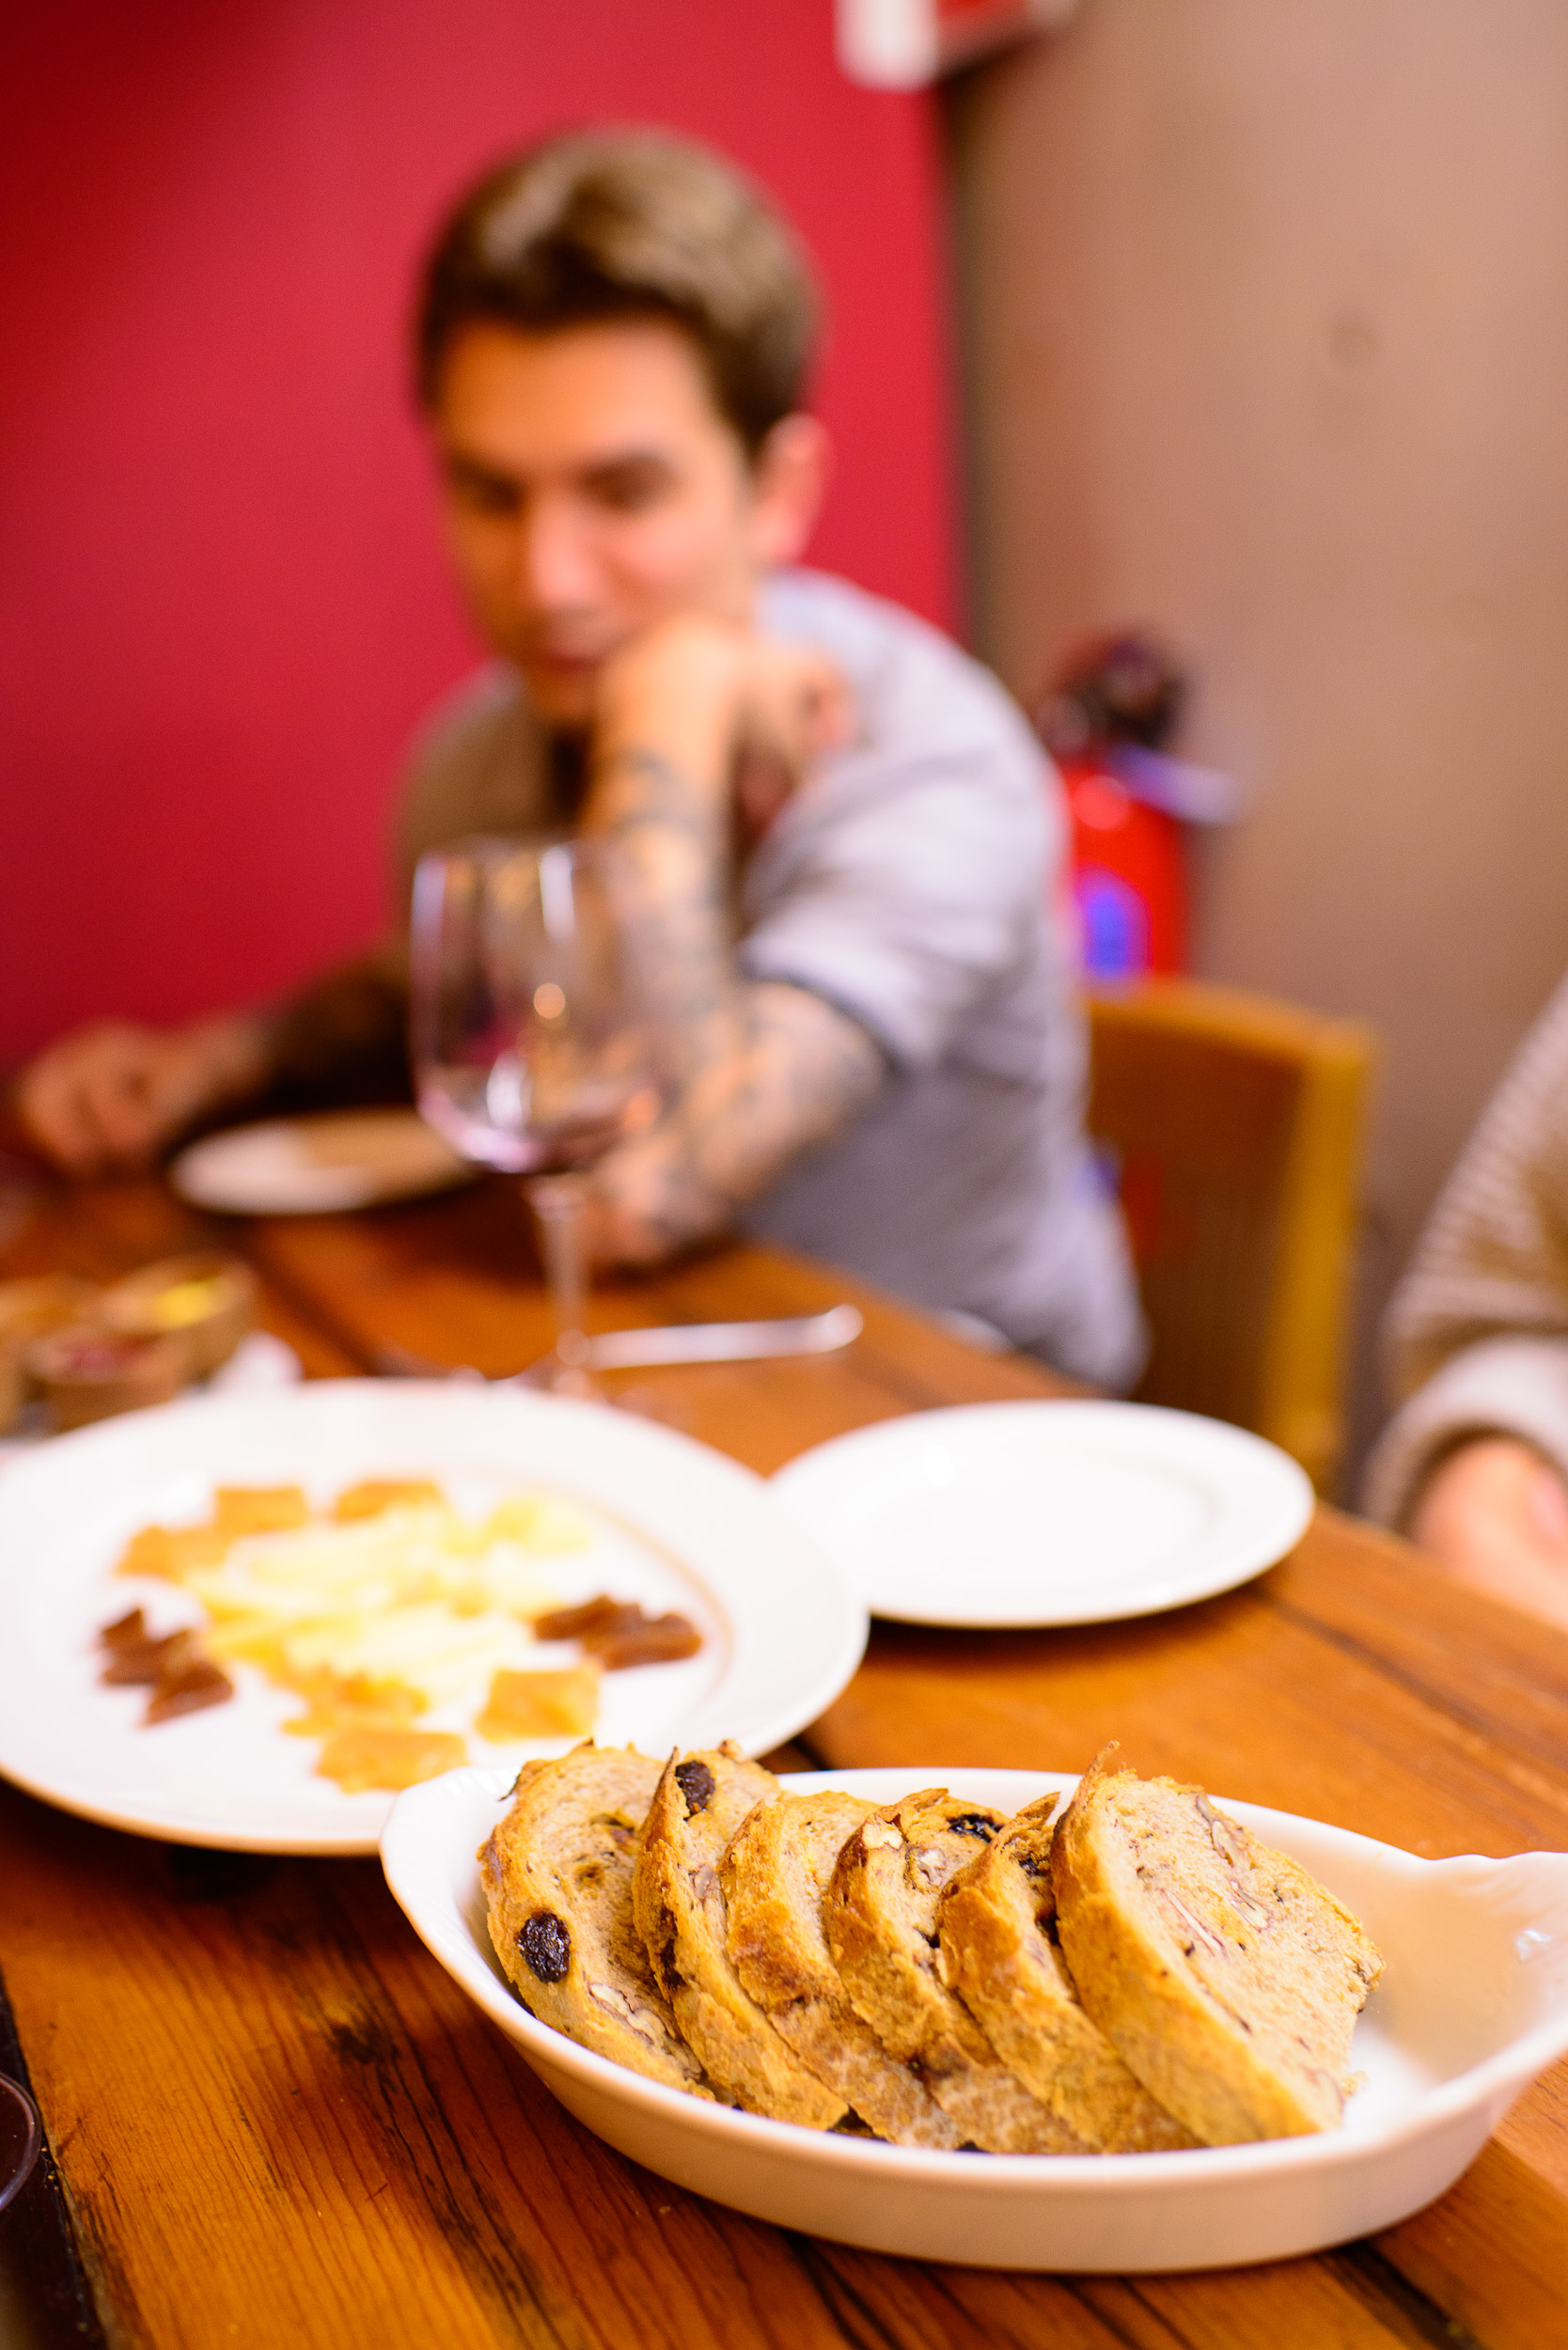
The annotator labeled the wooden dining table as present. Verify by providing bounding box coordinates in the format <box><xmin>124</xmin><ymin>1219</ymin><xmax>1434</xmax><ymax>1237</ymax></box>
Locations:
<box><xmin>0</xmin><ymin>1163</ymin><xmax>1565</xmax><ymax>2350</ymax></box>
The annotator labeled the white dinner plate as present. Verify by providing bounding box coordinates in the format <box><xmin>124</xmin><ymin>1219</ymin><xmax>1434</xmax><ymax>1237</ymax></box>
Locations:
<box><xmin>169</xmin><ymin>1107</ymin><xmax>475</xmax><ymax>1214</ymax></box>
<box><xmin>0</xmin><ymin>1382</ymin><xmax>865</xmax><ymax>1854</ymax></box>
<box><xmin>771</xmin><ymin>1400</ymin><xmax>1315</xmax><ymax>1626</ymax></box>
<box><xmin>383</xmin><ymin>1763</ymin><xmax>1568</xmax><ymax>2272</ymax></box>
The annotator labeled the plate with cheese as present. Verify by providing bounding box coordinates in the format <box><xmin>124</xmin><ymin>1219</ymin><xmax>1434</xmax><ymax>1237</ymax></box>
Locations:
<box><xmin>0</xmin><ymin>1381</ymin><xmax>865</xmax><ymax>1854</ymax></box>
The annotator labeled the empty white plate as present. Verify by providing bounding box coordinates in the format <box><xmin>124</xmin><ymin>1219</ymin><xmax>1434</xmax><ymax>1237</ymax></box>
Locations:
<box><xmin>170</xmin><ymin>1107</ymin><xmax>474</xmax><ymax>1214</ymax></box>
<box><xmin>770</xmin><ymin>1400</ymin><xmax>1314</xmax><ymax>1626</ymax></box>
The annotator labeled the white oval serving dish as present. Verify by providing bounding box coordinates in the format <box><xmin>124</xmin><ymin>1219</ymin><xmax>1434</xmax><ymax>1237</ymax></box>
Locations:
<box><xmin>381</xmin><ymin>1763</ymin><xmax>1568</xmax><ymax>2271</ymax></box>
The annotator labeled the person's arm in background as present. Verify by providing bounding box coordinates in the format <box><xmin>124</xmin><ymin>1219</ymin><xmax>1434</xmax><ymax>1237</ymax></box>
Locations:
<box><xmin>9</xmin><ymin>673</ymin><xmax>523</xmax><ymax>1177</ymax></box>
<box><xmin>1405</xmin><ymin>1434</ymin><xmax>1568</xmax><ymax>1629</ymax></box>
<box><xmin>11</xmin><ymin>948</ymin><xmax>410</xmax><ymax>1176</ymax></box>
<box><xmin>1362</xmin><ymin>972</ymin><xmax>1568</xmax><ymax>1623</ymax></box>
<box><xmin>13</xmin><ymin>1009</ymin><xmax>275</xmax><ymax>1174</ymax></box>
<box><xmin>579</xmin><ymin>613</ymin><xmax>885</xmax><ymax>1262</ymax></box>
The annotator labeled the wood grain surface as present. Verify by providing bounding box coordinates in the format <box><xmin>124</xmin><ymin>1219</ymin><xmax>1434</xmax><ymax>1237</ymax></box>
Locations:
<box><xmin>0</xmin><ymin>1170</ymin><xmax>1565</xmax><ymax>2350</ymax></box>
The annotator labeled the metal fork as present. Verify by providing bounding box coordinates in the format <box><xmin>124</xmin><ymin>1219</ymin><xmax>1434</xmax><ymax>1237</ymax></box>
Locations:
<box><xmin>371</xmin><ymin>1303</ymin><xmax>864</xmax><ymax>1386</ymax></box>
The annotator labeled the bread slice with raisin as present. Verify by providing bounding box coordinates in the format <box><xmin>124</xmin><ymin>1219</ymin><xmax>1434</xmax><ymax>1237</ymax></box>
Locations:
<box><xmin>1052</xmin><ymin>1749</ymin><xmax>1383</xmax><ymax>2143</ymax></box>
<box><xmin>937</xmin><ymin>1795</ymin><xmax>1193</xmax><ymax>2151</ymax></box>
<box><xmin>478</xmin><ymin>1744</ymin><xmax>709</xmax><ymax>2097</ymax></box>
<box><xmin>823</xmin><ymin>1792</ymin><xmax>1090</xmax><ymax>2153</ymax></box>
<box><xmin>634</xmin><ymin>1746</ymin><xmax>846</xmax><ymax>2128</ymax></box>
<box><xmin>723</xmin><ymin>1792</ymin><xmax>960</xmax><ymax>2149</ymax></box>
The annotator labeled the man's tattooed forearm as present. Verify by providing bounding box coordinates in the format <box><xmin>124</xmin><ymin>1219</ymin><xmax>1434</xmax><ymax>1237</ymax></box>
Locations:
<box><xmin>592</xmin><ymin>984</ymin><xmax>884</xmax><ymax>1260</ymax></box>
<box><xmin>579</xmin><ymin>732</ymin><xmax>885</xmax><ymax>1262</ymax></box>
<box><xmin>588</xmin><ymin>746</ymin><xmax>717</xmax><ymax>839</ymax></box>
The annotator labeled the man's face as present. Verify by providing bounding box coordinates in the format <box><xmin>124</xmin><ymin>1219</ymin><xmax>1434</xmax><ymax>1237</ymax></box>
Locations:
<box><xmin>431</xmin><ymin>320</ymin><xmax>785</xmax><ymax>728</ymax></box>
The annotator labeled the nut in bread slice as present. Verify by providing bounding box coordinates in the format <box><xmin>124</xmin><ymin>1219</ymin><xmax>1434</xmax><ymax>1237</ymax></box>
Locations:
<box><xmin>937</xmin><ymin>1795</ymin><xmax>1193</xmax><ymax>2151</ymax></box>
<box><xmin>1052</xmin><ymin>1749</ymin><xmax>1383</xmax><ymax>2144</ymax></box>
<box><xmin>634</xmin><ymin>1746</ymin><xmax>847</xmax><ymax>2128</ymax></box>
<box><xmin>478</xmin><ymin>1744</ymin><xmax>708</xmax><ymax>2096</ymax></box>
<box><xmin>823</xmin><ymin>1792</ymin><xmax>1090</xmax><ymax>2153</ymax></box>
<box><xmin>723</xmin><ymin>1792</ymin><xmax>961</xmax><ymax>2149</ymax></box>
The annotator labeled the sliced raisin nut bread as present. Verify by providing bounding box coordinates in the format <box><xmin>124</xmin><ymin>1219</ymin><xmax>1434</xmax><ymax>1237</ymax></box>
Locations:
<box><xmin>1052</xmin><ymin>1750</ymin><xmax>1383</xmax><ymax>2144</ymax></box>
<box><xmin>479</xmin><ymin>1745</ymin><xmax>709</xmax><ymax>2097</ymax></box>
<box><xmin>937</xmin><ymin>1795</ymin><xmax>1193</xmax><ymax>2152</ymax></box>
<box><xmin>634</xmin><ymin>1746</ymin><xmax>846</xmax><ymax>2129</ymax></box>
<box><xmin>723</xmin><ymin>1792</ymin><xmax>960</xmax><ymax>2149</ymax></box>
<box><xmin>823</xmin><ymin>1792</ymin><xmax>1089</xmax><ymax>2154</ymax></box>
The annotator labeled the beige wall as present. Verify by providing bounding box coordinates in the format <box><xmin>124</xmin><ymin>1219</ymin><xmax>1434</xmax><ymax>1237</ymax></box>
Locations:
<box><xmin>947</xmin><ymin>0</ymin><xmax>1568</xmax><ymax>1470</ymax></box>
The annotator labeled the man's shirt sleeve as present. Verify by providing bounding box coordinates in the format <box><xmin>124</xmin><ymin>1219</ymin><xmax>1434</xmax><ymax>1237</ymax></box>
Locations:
<box><xmin>739</xmin><ymin>750</ymin><xmax>1055</xmax><ymax>1076</ymax></box>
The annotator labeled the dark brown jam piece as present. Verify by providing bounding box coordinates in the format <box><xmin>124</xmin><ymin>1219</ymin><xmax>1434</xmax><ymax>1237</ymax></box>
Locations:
<box><xmin>674</xmin><ymin>1759</ymin><xmax>716</xmax><ymax>1813</ymax></box>
<box><xmin>947</xmin><ymin>1812</ymin><xmax>999</xmax><ymax>1841</ymax></box>
<box><xmin>518</xmin><ymin>1910</ymin><xmax>572</xmax><ymax>1983</ymax></box>
<box><xmin>142</xmin><ymin>1635</ymin><xmax>235</xmax><ymax>1725</ymax></box>
<box><xmin>532</xmin><ymin>1596</ymin><xmax>627</xmax><ymax>1641</ymax></box>
<box><xmin>100</xmin><ymin>1615</ymin><xmax>234</xmax><ymax>1721</ymax></box>
<box><xmin>533</xmin><ymin>1593</ymin><xmax>701</xmax><ymax>1670</ymax></box>
<box><xmin>102</xmin><ymin>1632</ymin><xmax>181</xmax><ymax>1684</ymax></box>
<box><xmin>591</xmin><ymin>1613</ymin><xmax>701</xmax><ymax>1670</ymax></box>
<box><xmin>100</xmin><ymin>1608</ymin><xmax>155</xmax><ymax>1679</ymax></box>
<box><xmin>100</xmin><ymin>1611</ymin><xmax>189</xmax><ymax>1685</ymax></box>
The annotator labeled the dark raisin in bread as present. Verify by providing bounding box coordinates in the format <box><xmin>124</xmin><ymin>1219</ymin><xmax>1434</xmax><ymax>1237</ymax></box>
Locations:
<box><xmin>634</xmin><ymin>1745</ymin><xmax>845</xmax><ymax>2127</ymax></box>
<box><xmin>479</xmin><ymin>1743</ymin><xmax>708</xmax><ymax>2096</ymax></box>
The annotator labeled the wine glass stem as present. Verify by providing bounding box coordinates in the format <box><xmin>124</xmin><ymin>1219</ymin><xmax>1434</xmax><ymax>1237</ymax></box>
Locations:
<box><xmin>525</xmin><ymin>1173</ymin><xmax>591</xmax><ymax>1378</ymax></box>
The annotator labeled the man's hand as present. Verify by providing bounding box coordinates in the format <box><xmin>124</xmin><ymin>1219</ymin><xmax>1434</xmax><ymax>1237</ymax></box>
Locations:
<box><xmin>594</xmin><ymin>613</ymin><xmax>852</xmax><ymax>835</ymax></box>
<box><xmin>732</xmin><ymin>632</ymin><xmax>855</xmax><ymax>843</ymax></box>
<box><xmin>1408</xmin><ymin>1434</ymin><xmax>1568</xmax><ymax>1631</ymax></box>
<box><xmin>14</xmin><ymin>1013</ymin><xmax>272</xmax><ymax>1177</ymax></box>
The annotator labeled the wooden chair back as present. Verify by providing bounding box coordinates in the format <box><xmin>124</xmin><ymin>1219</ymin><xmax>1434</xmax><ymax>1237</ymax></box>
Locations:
<box><xmin>1086</xmin><ymin>979</ymin><xmax>1373</xmax><ymax>1493</ymax></box>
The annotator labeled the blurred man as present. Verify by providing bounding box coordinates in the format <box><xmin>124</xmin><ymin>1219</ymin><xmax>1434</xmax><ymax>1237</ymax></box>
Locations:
<box><xmin>16</xmin><ymin>132</ymin><xmax>1142</xmax><ymax>1386</ymax></box>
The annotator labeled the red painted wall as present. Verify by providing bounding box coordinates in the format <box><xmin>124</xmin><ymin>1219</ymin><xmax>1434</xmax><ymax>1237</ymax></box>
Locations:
<box><xmin>0</xmin><ymin>0</ymin><xmax>955</xmax><ymax>1057</ymax></box>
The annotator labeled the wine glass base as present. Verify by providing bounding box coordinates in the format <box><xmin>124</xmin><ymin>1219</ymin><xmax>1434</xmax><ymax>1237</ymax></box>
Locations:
<box><xmin>513</xmin><ymin>1342</ymin><xmax>604</xmax><ymax>1401</ymax></box>
<box><xmin>0</xmin><ymin>2076</ymin><xmax>41</xmax><ymax>2215</ymax></box>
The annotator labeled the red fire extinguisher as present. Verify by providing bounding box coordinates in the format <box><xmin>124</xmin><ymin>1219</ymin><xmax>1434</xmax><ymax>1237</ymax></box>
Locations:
<box><xmin>1037</xmin><ymin>634</ymin><xmax>1238</xmax><ymax>983</ymax></box>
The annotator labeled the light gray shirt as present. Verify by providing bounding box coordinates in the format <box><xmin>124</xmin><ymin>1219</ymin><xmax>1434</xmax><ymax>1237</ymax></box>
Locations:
<box><xmin>396</xmin><ymin>568</ymin><xmax>1144</xmax><ymax>1388</ymax></box>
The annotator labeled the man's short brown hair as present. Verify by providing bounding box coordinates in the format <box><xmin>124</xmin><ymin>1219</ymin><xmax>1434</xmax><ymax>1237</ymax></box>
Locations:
<box><xmin>416</xmin><ymin>130</ymin><xmax>821</xmax><ymax>454</ymax></box>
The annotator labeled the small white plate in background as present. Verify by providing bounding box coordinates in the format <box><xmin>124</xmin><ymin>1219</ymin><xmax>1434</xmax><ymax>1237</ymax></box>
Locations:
<box><xmin>771</xmin><ymin>1400</ymin><xmax>1315</xmax><ymax>1626</ymax></box>
<box><xmin>170</xmin><ymin>1107</ymin><xmax>474</xmax><ymax>1215</ymax></box>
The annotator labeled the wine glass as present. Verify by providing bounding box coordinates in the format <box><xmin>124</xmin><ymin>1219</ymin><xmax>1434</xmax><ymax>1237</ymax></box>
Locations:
<box><xmin>410</xmin><ymin>838</ymin><xmax>661</xmax><ymax>1390</ymax></box>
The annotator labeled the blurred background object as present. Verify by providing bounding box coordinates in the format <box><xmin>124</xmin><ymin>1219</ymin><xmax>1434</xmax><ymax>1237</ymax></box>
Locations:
<box><xmin>1038</xmin><ymin>630</ymin><xmax>1239</xmax><ymax>982</ymax></box>
<box><xmin>0</xmin><ymin>1258</ymin><xmax>275</xmax><ymax>1441</ymax></box>
<box><xmin>945</xmin><ymin>0</ymin><xmax>1568</xmax><ymax>1477</ymax></box>
<box><xmin>1087</xmin><ymin>979</ymin><xmax>1372</xmax><ymax>1494</ymax></box>
<box><xmin>11</xmin><ymin>0</ymin><xmax>1568</xmax><ymax>1495</ymax></box>
<box><xmin>837</xmin><ymin>0</ymin><xmax>1079</xmax><ymax>88</ymax></box>
<box><xmin>0</xmin><ymin>0</ymin><xmax>957</xmax><ymax>1067</ymax></box>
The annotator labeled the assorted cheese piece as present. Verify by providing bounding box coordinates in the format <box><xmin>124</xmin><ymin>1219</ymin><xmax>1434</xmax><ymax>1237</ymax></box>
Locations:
<box><xmin>101</xmin><ymin>1480</ymin><xmax>698</xmax><ymax>1791</ymax></box>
